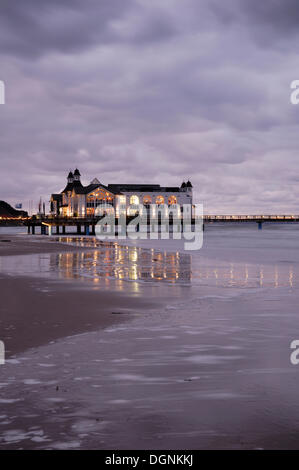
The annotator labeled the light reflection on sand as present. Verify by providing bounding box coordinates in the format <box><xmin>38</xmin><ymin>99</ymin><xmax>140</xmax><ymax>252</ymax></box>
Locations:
<box><xmin>0</xmin><ymin>239</ymin><xmax>297</xmax><ymax>290</ymax></box>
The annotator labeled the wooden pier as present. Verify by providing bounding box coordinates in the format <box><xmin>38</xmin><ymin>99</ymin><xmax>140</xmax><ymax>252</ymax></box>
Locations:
<box><xmin>25</xmin><ymin>216</ymin><xmax>101</xmax><ymax>235</ymax></box>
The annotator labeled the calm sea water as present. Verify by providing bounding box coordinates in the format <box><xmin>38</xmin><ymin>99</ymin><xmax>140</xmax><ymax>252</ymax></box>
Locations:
<box><xmin>0</xmin><ymin>226</ymin><xmax>27</xmax><ymax>235</ymax></box>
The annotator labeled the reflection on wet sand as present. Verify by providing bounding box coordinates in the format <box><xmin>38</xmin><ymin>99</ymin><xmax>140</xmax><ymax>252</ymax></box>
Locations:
<box><xmin>55</xmin><ymin>238</ymin><xmax>298</xmax><ymax>289</ymax></box>
<box><xmin>0</xmin><ymin>236</ymin><xmax>296</xmax><ymax>290</ymax></box>
<box><xmin>192</xmin><ymin>262</ymin><xmax>296</xmax><ymax>289</ymax></box>
<box><xmin>53</xmin><ymin>245</ymin><xmax>191</xmax><ymax>287</ymax></box>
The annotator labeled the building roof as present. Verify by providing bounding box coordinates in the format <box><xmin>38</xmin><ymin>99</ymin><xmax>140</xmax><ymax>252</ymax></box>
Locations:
<box><xmin>51</xmin><ymin>194</ymin><xmax>62</xmax><ymax>201</ymax></box>
<box><xmin>108</xmin><ymin>184</ymin><xmax>162</xmax><ymax>192</ymax></box>
<box><xmin>107</xmin><ymin>184</ymin><xmax>182</xmax><ymax>193</ymax></box>
<box><xmin>61</xmin><ymin>180</ymin><xmax>84</xmax><ymax>194</ymax></box>
<box><xmin>84</xmin><ymin>183</ymin><xmax>118</xmax><ymax>195</ymax></box>
<box><xmin>163</xmin><ymin>187</ymin><xmax>180</xmax><ymax>192</ymax></box>
<box><xmin>59</xmin><ymin>174</ymin><xmax>188</xmax><ymax>198</ymax></box>
<box><xmin>83</xmin><ymin>183</ymin><xmax>103</xmax><ymax>194</ymax></box>
<box><xmin>186</xmin><ymin>180</ymin><xmax>193</xmax><ymax>188</ymax></box>
<box><xmin>61</xmin><ymin>182</ymin><xmax>74</xmax><ymax>193</ymax></box>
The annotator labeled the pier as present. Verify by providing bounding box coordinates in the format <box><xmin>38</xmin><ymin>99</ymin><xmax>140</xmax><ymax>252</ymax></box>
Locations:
<box><xmin>25</xmin><ymin>217</ymin><xmax>100</xmax><ymax>236</ymax></box>
<box><xmin>20</xmin><ymin>214</ymin><xmax>299</xmax><ymax>235</ymax></box>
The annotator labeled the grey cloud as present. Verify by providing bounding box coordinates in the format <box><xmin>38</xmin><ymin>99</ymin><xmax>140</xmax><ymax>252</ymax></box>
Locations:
<box><xmin>0</xmin><ymin>0</ymin><xmax>178</xmax><ymax>59</ymax></box>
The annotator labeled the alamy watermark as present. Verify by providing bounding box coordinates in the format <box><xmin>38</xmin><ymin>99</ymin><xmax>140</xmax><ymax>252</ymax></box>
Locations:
<box><xmin>95</xmin><ymin>203</ymin><xmax>203</xmax><ymax>251</ymax></box>
<box><xmin>0</xmin><ymin>80</ymin><xmax>5</xmax><ymax>104</ymax></box>
<box><xmin>290</xmin><ymin>80</ymin><xmax>299</xmax><ymax>105</ymax></box>
<box><xmin>0</xmin><ymin>341</ymin><xmax>5</xmax><ymax>365</ymax></box>
<box><xmin>290</xmin><ymin>340</ymin><xmax>299</xmax><ymax>365</ymax></box>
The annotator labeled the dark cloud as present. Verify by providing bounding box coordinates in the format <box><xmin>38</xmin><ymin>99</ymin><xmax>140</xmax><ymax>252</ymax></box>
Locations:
<box><xmin>0</xmin><ymin>0</ymin><xmax>298</xmax><ymax>213</ymax></box>
<box><xmin>240</xmin><ymin>0</ymin><xmax>299</xmax><ymax>33</ymax></box>
<box><xmin>0</xmin><ymin>0</ymin><xmax>178</xmax><ymax>58</ymax></box>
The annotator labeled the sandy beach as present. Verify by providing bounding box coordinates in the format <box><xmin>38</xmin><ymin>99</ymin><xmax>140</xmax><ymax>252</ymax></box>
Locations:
<box><xmin>0</xmin><ymin>234</ymin><xmax>159</xmax><ymax>357</ymax></box>
<box><xmin>0</xmin><ymin>234</ymin><xmax>103</xmax><ymax>257</ymax></box>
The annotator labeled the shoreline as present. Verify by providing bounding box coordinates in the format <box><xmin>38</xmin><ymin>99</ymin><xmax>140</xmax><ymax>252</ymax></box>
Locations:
<box><xmin>0</xmin><ymin>273</ymin><xmax>158</xmax><ymax>358</ymax></box>
<box><xmin>0</xmin><ymin>234</ymin><xmax>103</xmax><ymax>257</ymax></box>
<box><xmin>0</xmin><ymin>235</ymin><xmax>161</xmax><ymax>357</ymax></box>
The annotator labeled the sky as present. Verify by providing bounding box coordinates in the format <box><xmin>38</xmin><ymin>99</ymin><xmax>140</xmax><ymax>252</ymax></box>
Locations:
<box><xmin>1</xmin><ymin>0</ymin><xmax>299</xmax><ymax>214</ymax></box>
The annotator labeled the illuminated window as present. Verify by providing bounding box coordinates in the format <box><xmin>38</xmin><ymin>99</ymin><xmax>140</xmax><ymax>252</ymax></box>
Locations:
<box><xmin>143</xmin><ymin>195</ymin><xmax>152</xmax><ymax>204</ymax></box>
<box><xmin>130</xmin><ymin>195</ymin><xmax>139</xmax><ymax>205</ymax></box>
<box><xmin>156</xmin><ymin>195</ymin><xmax>164</xmax><ymax>205</ymax></box>
<box><xmin>168</xmin><ymin>195</ymin><xmax>177</xmax><ymax>205</ymax></box>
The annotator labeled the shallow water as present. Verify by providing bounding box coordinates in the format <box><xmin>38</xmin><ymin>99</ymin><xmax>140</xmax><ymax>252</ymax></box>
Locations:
<box><xmin>0</xmin><ymin>226</ymin><xmax>27</xmax><ymax>236</ymax></box>
<box><xmin>0</xmin><ymin>224</ymin><xmax>298</xmax><ymax>290</ymax></box>
<box><xmin>1</xmin><ymin>224</ymin><xmax>299</xmax><ymax>449</ymax></box>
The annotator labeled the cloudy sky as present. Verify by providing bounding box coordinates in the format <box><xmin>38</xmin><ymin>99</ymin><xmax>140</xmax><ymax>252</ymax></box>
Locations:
<box><xmin>1</xmin><ymin>0</ymin><xmax>299</xmax><ymax>214</ymax></box>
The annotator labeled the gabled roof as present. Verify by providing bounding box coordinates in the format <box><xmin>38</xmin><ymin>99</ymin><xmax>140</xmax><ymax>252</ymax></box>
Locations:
<box><xmin>84</xmin><ymin>183</ymin><xmax>117</xmax><ymax>195</ymax></box>
<box><xmin>83</xmin><ymin>183</ymin><xmax>103</xmax><ymax>194</ymax></box>
<box><xmin>62</xmin><ymin>180</ymin><xmax>84</xmax><ymax>194</ymax></box>
<box><xmin>90</xmin><ymin>178</ymin><xmax>100</xmax><ymax>184</ymax></box>
<box><xmin>63</xmin><ymin>182</ymin><xmax>118</xmax><ymax>196</ymax></box>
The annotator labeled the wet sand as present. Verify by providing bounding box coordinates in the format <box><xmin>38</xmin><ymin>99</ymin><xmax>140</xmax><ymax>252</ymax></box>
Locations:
<box><xmin>1</xmin><ymin>228</ymin><xmax>299</xmax><ymax>449</ymax></box>
<box><xmin>0</xmin><ymin>274</ymin><xmax>157</xmax><ymax>357</ymax></box>
<box><xmin>0</xmin><ymin>235</ymin><xmax>160</xmax><ymax>357</ymax></box>
<box><xmin>0</xmin><ymin>234</ymin><xmax>99</xmax><ymax>257</ymax></box>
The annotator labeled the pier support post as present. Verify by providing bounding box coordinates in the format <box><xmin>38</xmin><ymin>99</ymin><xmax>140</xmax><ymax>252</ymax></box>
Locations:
<box><xmin>27</xmin><ymin>225</ymin><xmax>30</xmax><ymax>234</ymax></box>
<box><xmin>32</xmin><ymin>225</ymin><xmax>35</xmax><ymax>235</ymax></box>
<box><xmin>56</xmin><ymin>226</ymin><xmax>60</xmax><ymax>235</ymax></box>
<box><xmin>85</xmin><ymin>224</ymin><xmax>90</xmax><ymax>236</ymax></box>
<box><xmin>62</xmin><ymin>226</ymin><xmax>66</xmax><ymax>235</ymax></box>
<box><xmin>258</xmin><ymin>222</ymin><xmax>263</xmax><ymax>230</ymax></box>
<box><xmin>91</xmin><ymin>224</ymin><xmax>96</xmax><ymax>236</ymax></box>
<box><xmin>77</xmin><ymin>224</ymin><xmax>81</xmax><ymax>235</ymax></box>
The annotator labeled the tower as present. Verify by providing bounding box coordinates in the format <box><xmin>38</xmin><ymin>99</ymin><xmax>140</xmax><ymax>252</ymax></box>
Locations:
<box><xmin>180</xmin><ymin>181</ymin><xmax>186</xmax><ymax>192</ymax></box>
<box><xmin>74</xmin><ymin>168</ymin><xmax>81</xmax><ymax>182</ymax></box>
<box><xmin>186</xmin><ymin>180</ymin><xmax>193</xmax><ymax>192</ymax></box>
<box><xmin>67</xmin><ymin>171</ymin><xmax>74</xmax><ymax>184</ymax></box>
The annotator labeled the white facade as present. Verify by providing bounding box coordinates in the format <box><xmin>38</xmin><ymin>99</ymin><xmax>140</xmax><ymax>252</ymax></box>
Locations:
<box><xmin>50</xmin><ymin>170</ymin><xmax>193</xmax><ymax>218</ymax></box>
